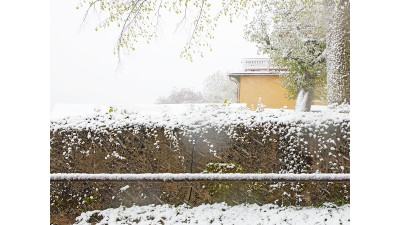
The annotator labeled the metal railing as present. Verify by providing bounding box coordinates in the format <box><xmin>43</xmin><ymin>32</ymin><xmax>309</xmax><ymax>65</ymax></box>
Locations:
<box><xmin>50</xmin><ymin>173</ymin><xmax>350</xmax><ymax>182</ymax></box>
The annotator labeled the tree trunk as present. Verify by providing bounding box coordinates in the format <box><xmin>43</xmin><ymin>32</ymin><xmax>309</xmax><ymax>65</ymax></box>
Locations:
<box><xmin>324</xmin><ymin>0</ymin><xmax>350</xmax><ymax>106</ymax></box>
<box><xmin>295</xmin><ymin>88</ymin><xmax>314</xmax><ymax>112</ymax></box>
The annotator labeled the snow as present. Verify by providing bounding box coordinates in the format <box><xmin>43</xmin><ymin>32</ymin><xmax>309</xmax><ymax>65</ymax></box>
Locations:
<box><xmin>51</xmin><ymin>103</ymin><xmax>347</xmax><ymax>174</ymax></box>
<box><xmin>50</xmin><ymin>104</ymin><xmax>343</xmax><ymax>133</ymax></box>
<box><xmin>51</xmin><ymin>104</ymin><xmax>106</xmax><ymax>120</ymax></box>
<box><xmin>51</xmin><ymin>103</ymin><xmax>247</xmax><ymax>121</ymax></box>
<box><xmin>50</xmin><ymin>173</ymin><xmax>350</xmax><ymax>182</ymax></box>
<box><xmin>119</xmin><ymin>185</ymin><xmax>130</xmax><ymax>192</ymax></box>
<box><xmin>294</xmin><ymin>88</ymin><xmax>312</xmax><ymax>112</ymax></box>
<box><xmin>75</xmin><ymin>202</ymin><xmax>350</xmax><ymax>225</ymax></box>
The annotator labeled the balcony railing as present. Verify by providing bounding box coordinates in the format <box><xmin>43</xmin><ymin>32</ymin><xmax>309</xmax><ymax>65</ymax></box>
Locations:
<box><xmin>241</xmin><ymin>58</ymin><xmax>270</xmax><ymax>71</ymax></box>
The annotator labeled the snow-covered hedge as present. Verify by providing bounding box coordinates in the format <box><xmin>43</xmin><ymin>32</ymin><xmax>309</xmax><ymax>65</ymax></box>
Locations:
<box><xmin>50</xmin><ymin>104</ymin><xmax>350</xmax><ymax>224</ymax></box>
<box><xmin>51</xmin><ymin>104</ymin><xmax>349</xmax><ymax>174</ymax></box>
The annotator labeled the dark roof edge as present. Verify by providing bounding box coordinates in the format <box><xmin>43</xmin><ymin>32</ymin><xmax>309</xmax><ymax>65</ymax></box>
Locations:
<box><xmin>228</xmin><ymin>72</ymin><xmax>280</xmax><ymax>76</ymax></box>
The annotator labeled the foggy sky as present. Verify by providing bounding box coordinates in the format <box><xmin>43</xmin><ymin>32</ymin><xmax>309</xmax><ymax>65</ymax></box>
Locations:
<box><xmin>51</xmin><ymin>0</ymin><xmax>264</xmax><ymax>110</ymax></box>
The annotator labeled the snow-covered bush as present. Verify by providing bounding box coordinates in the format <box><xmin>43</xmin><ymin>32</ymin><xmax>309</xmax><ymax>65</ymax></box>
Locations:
<box><xmin>200</xmin><ymin>162</ymin><xmax>349</xmax><ymax>207</ymax></box>
<box><xmin>202</xmin><ymin>71</ymin><xmax>238</xmax><ymax>103</ymax></box>
<box><xmin>50</xmin><ymin>104</ymin><xmax>350</xmax><ymax>224</ymax></box>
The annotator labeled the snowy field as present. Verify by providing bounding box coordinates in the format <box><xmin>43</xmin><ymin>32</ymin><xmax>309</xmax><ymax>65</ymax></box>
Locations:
<box><xmin>75</xmin><ymin>203</ymin><xmax>350</xmax><ymax>225</ymax></box>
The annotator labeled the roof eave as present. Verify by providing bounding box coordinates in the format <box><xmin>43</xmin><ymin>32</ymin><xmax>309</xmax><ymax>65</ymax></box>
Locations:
<box><xmin>228</xmin><ymin>73</ymin><xmax>280</xmax><ymax>77</ymax></box>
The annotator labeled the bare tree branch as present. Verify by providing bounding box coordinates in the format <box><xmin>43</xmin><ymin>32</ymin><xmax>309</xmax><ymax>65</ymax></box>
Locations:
<box><xmin>80</xmin><ymin>0</ymin><xmax>100</xmax><ymax>29</ymax></box>
<box><xmin>187</xmin><ymin>0</ymin><xmax>205</xmax><ymax>47</ymax></box>
<box><xmin>155</xmin><ymin>0</ymin><xmax>164</xmax><ymax>31</ymax></box>
<box><xmin>174</xmin><ymin>0</ymin><xmax>189</xmax><ymax>34</ymax></box>
<box><xmin>116</xmin><ymin>0</ymin><xmax>147</xmax><ymax>67</ymax></box>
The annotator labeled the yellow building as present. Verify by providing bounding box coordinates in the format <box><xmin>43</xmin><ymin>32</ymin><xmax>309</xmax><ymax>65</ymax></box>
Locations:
<box><xmin>229</xmin><ymin>58</ymin><xmax>297</xmax><ymax>109</ymax></box>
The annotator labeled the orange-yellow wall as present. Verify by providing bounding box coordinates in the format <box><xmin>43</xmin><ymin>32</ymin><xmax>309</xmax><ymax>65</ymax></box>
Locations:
<box><xmin>239</xmin><ymin>76</ymin><xmax>297</xmax><ymax>109</ymax></box>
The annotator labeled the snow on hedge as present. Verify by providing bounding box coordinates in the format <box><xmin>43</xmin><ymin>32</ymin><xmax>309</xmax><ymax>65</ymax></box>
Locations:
<box><xmin>51</xmin><ymin>103</ymin><xmax>349</xmax><ymax>174</ymax></box>
<box><xmin>50</xmin><ymin>173</ymin><xmax>350</xmax><ymax>182</ymax></box>
<box><xmin>75</xmin><ymin>202</ymin><xmax>350</xmax><ymax>225</ymax></box>
<box><xmin>50</xmin><ymin>103</ymin><xmax>348</xmax><ymax>132</ymax></box>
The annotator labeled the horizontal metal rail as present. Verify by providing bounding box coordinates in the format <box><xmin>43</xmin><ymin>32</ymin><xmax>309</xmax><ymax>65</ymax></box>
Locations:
<box><xmin>50</xmin><ymin>173</ymin><xmax>350</xmax><ymax>182</ymax></box>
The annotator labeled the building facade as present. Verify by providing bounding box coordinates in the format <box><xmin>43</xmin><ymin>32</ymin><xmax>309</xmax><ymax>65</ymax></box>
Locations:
<box><xmin>229</xmin><ymin>58</ymin><xmax>297</xmax><ymax>109</ymax></box>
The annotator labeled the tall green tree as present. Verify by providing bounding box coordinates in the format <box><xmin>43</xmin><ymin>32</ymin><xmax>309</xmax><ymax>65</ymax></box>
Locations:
<box><xmin>244</xmin><ymin>0</ymin><xmax>327</xmax><ymax>111</ymax></box>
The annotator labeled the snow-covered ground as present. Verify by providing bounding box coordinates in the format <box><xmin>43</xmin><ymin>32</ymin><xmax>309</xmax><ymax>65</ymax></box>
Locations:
<box><xmin>50</xmin><ymin>103</ymin><xmax>248</xmax><ymax>120</ymax></box>
<box><xmin>75</xmin><ymin>203</ymin><xmax>350</xmax><ymax>225</ymax></box>
<box><xmin>50</xmin><ymin>103</ymin><xmax>327</xmax><ymax>121</ymax></box>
